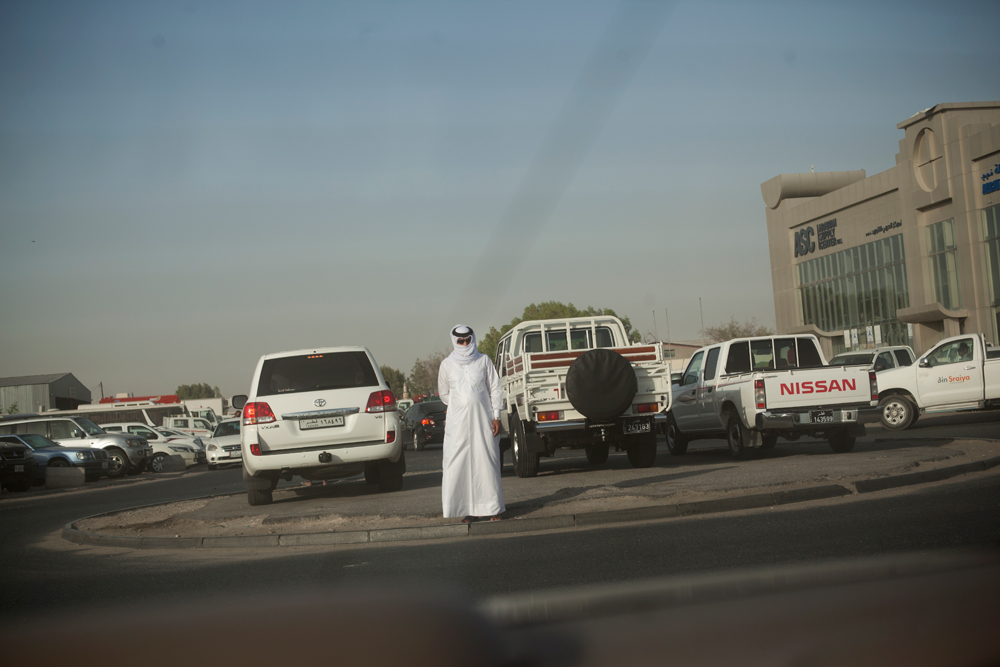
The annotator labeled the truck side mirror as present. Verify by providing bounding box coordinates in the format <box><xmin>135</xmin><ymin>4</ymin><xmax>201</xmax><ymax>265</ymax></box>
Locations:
<box><xmin>873</xmin><ymin>362</ymin><xmax>887</xmax><ymax>372</ymax></box>
<box><xmin>918</xmin><ymin>358</ymin><xmax>930</xmax><ymax>368</ymax></box>
<box><xmin>232</xmin><ymin>394</ymin><xmax>248</xmax><ymax>410</ymax></box>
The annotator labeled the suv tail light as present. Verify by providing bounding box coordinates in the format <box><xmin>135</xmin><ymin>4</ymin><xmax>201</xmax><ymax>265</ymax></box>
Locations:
<box><xmin>243</xmin><ymin>402</ymin><xmax>276</xmax><ymax>426</ymax></box>
<box><xmin>869</xmin><ymin>371</ymin><xmax>878</xmax><ymax>401</ymax></box>
<box><xmin>754</xmin><ymin>379</ymin><xmax>766</xmax><ymax>410</ymax></box>
<box><xmin>366</xmin><ymin>390</ymin><xmax>397</xmax><ymax>413</ymax></box>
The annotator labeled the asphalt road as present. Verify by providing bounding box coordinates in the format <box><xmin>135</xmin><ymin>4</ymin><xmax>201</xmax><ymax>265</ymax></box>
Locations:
<box><xmin>1</xmin><ymin>410</ymin><xmax>998</xmax><ymax>623</ymax></box>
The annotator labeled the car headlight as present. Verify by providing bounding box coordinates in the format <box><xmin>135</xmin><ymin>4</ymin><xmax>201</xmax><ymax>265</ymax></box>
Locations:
<box><xmin>76</xmin><ymin>452</ymin><xmax>87</xmax><ymax>460</ymax></box>
<box><xmin>207</xmin><ymin>444</ymin><xmax>218</xmax><ymax>451</ymax></box>
<box><xmin>23</xmin><ymin>450</ymin><xmax>34</xmax><ymax>459</ymax></box>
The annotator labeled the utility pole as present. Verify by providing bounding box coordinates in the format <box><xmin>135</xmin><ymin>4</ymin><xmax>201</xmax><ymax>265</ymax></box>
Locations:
<box><xmin>652</xmin><ymin>310</ymin><xmax>658</xmax><ymax>342</ymax></box>
<box><xmin>99</xmin><ymin>382</ymin><xmax>104</xmax><ymax>400</ymax></box>
<box><xmin>665</xmin><ymin>308</ymin><xmax>671</xmax><ymax>343</ymax></box>
<box><xmin>699</xmin><ymin>297</ymin><xmax>706</xmax><ymax>344</ymax></box>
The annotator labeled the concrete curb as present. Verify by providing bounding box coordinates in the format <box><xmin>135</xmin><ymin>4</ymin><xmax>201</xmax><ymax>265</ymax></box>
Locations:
<box><xmin>61</xmin><ymin>455</ymin><xmax>1000</xmax><ymax>551</ymax></box>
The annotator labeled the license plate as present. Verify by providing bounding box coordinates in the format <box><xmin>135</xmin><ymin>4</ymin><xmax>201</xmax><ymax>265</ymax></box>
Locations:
<box><xmin>810</xmin><ymin>410</ymin><xmax>834</xmax><ymax>424</ymax></box>
<box><xmin>232</xmin><ymin>450</ymin><xmax>242</xmax><ymax>458</ymax></box>
<box><xmin>15</xmin><ymin>465</ymin><xmax>23</xmax><ymax>472</ymax></box>
<box><xmin>101</xmin><ymin>462</ymin><xmax>108</xmax><ymax>469</ymax></box>
<box><xmin>300</xmin><ymin>415</ymin><xmax>345</xmax><ymax>430</ymax></box>
<box><xmin>622</xmin><ymin>418</ymin><xmax>651</xmax><ymax>434</ymax></box>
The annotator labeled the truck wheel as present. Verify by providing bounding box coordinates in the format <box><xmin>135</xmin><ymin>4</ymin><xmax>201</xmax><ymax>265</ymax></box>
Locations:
<box><xmin>726</xmin><ymin>412</ymin><xmax>751</xmax><ymax>460</ymax></box>
<box><xmin>566</xmin><ymin>349</ymin><xmax>638</xmax><ymax>421</ymax></box>
<box><xmin>665</xmin><ymin>414</ymin><xmax>688</xmax><ymax>455</ymax></box>
<box><xmin>512</xmin><ymin>418</ymin><xmax>540</xmax><ymax>478</ymax></box>
<box><xmin>364</xmin><ymin>461</ymin><xmax>381</xmax><ymax>485</ymax></box>
<box><xmin>377</xmin><ymin>451</ymin><xmax>405</xmax><ymax>492</ymax></box>
<box><xmin>828</xmin><ymin>431</ymin><xmax>856</xmax><ymax>453</ymax></box>
<box><xmin>761</xmin><ymin>433</ymin><xmax>778</xmax><ymax>449</ymax></box>
<box><xmin>879</xmin><ymin>395</ymin><xmax>915</xmax><ymax>430</ymax></box>
<box><xmin>585</xmin><ymin>442</ymin><xmax>609</xmax><ymax>465</ymax></box>
<box><xmin>106</xmin><ymin>447</ymin><xmax>128</xmax><ymax>478</ymax></box>
<box><xmin>247</xmin><ymin>487</ymin><xmax>273</xmax><ymax>506</ymax></box>
<box><xmin>625</xmin><ymin>432</ymin><xmax>657</xmax><ymax>468</ymax></box>
<box><xmin>149</xmin><ymin>453</ymin><xmax>169</xmax><ymax>473</ymax></box>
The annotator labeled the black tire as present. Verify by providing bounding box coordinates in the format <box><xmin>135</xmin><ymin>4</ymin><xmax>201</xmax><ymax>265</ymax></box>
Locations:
<box><xmin>512</xmin><ymin>417</ymin><xmax>540</xmax><ymax>478</ymax></box>
<box><xmin>625</xmin><ymin>433</ymin><xmax>657</xmax><ymax>468</ymax></box>
<box><xmin>829</xmin><ymin>431</ymin><xmax>856</xmax><ymax>453</ymax></box>
<box><xmin>565</xmin><ymin>349</ymin><xmax>638</xmax><ymax>421</ymax></box>
<box><xmin>585</xmin><ymin>442</ymin><xmax>610</xmax><ymax>465</ymax></box>
<box><xmin>726</xmin><ymin>412</ymin><xmax>751</xmax><ymax>460</ymax></box>
<box><xmin>364</xmin><ymin>461</ymin><xmax>381</xmax><ymax>485</ymax></box>
<box><xmin>8</xmin><ymin>478</ymin><xmax>32</xmax><ymax>492</ymax></box>
<box><xmin>247</xmin><ymin>487</ymin><xmax>272</xmax><ymax>506</ymax></box>
<box><xmin>377</xmin><ymin>451</ymin><xmax>405</xmax><ymax>492</ymax></box>
<box><xmin>665</xmin><ymin>414</ymin><xmax>688</xmax><ymax>455</ymax></box>
<box><xmin>149</xmin><ymin>453</ymin><xmax>169</xmax><ymax>473</ymax></box>
<box><xmin>761</xmin><ymin>433</ymin><xmax>778</xmax><ymax>450</ymax></box>
<box><xmin>106</xmin><ymin>447</ymin><xmax>128</xmax><ymax>478</ymax></box>
<box><xmin>879</xmin><ymin>395</ymin><xmax>915</xmax><ymax>431</ymax></box>
<box><xmin>47</xmin><ymin>458</ymin><xmax>70</xmax><ymax>467</ymax></box>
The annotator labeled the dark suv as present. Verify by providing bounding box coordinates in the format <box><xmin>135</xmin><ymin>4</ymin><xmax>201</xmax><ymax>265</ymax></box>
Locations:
<box><xmin>401</xmin><ymin>401</ymin><xmax>447</xmax><ymax>451</ymax></box>
<box><xmin>0</xmin><ymin>439</ymin><xmax>38</xmax><ymax>493</ymax></box>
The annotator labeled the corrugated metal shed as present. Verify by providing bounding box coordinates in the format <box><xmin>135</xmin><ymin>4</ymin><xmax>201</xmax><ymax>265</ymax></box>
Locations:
<box><xmin>0</xmin><ymin>373</ymin><xmax>92</xmax><ymax>413</ymax></box>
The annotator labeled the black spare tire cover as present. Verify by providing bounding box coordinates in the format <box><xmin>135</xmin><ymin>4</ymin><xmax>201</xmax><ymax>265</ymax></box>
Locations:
<box><xmin>566</xmin><ymin>349</ymin><xmax>637</xmax><ymax>421</ymax></box>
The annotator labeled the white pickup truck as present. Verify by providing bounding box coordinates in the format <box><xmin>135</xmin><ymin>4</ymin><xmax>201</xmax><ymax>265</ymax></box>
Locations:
<box><xmin>493</xmin><ymin>316</ymin><xmax>673</xmax><ymax>477</ymax></box>
<box><xmin>875</xmin><ymin>333</ymin><xmax>1000</xmax><ymax>430</ymax></box>
<box><xmin>665</xmin><ymin>334</ymin><xmax>877</xmax><ymax>458</ymax></box>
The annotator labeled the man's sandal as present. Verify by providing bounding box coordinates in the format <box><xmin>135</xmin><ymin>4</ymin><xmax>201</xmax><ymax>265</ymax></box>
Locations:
<box><xmin>461</xmin><ymin>516</ymin><xmax>476</xmax><ymax>524</ymax></box>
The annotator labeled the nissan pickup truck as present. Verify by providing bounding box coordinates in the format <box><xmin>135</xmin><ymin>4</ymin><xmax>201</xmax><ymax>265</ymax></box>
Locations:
<box><xmin>874</xmin><ymin>333</ymin><xmax>1000</xmax><ymax>430</ymax></box>
<box><xmin>493</xmin><ymin>316</ymin><xmax>673</xmax><ymax>477</ymax></box>
<box><xmin>665</xmin><ymin>334</ymin><xmax>877</xmax><ymax>458</ymax></box>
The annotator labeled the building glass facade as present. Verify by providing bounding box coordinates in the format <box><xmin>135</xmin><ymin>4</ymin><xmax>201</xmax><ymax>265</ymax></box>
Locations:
<box><xmin>927</xmin><ymin>218</ymin><xmax>961</xmax><ymax>310</ymax></box>
<box><xmin>797</xmin><ymin>233</ymin><xmax>911</xmax><ymax>351</ymax></box>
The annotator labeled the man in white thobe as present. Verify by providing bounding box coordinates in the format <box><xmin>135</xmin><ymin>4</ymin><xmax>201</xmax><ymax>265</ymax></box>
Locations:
<box><xmin>438</xmin><ymin>325</ymin><xmax>505</xmax><ymax>522</ymax></box>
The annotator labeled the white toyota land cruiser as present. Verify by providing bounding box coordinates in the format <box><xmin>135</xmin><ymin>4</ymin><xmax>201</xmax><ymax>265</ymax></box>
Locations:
<box><xmin>232</xmin><ymin>346</ymin><xmax>404</xmax><ymax>506</ymax></box>
<box><xmin>494</xmin><ymin>316</ymin><xmax>673</xmax><ymax>477</ymax></box>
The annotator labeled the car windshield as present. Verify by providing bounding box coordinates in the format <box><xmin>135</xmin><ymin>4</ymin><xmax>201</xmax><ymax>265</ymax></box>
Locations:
<box><xmin>2</xmin><ymin>4</ymin><xmax>997</xmax><ymax>659</ymax></box>
<box><xmin>830</xmin><ymin>353</ymin><xmax>876</xmax><ymax>366</ymax></box>
<box><xmin>213</xmin><ymin>421</ymin><xmax>240</xmax><ymax>438</ymax></box>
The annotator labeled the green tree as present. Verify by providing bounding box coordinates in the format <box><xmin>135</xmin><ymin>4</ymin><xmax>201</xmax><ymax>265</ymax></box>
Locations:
<box><xmin>478</xmin><ymin>301</ymin><xmax>642</xmax><ymax>364</ymax></box>
<box><xmin>379</xmin><ymin>365</ymin><xmax>406</xmax><ymax>397</ymax></box>
<box><xmin>6</xmin><ymin>401</ymin><xmax>18</xmax><ymax>414</ymax></box>
<box><xmin>176</xmin><ymin>383</ymin><xmax>217</xmax><ymax>400</ymax></box>
<box><xmin>701</xmin><ymin>316</ymin><xmax>774</xmax><ymax>343</ymax></box>
<box><xmin>407</xmin><ymin>352</ymin><xmax>448</xmax><ymax>398</ymax></box>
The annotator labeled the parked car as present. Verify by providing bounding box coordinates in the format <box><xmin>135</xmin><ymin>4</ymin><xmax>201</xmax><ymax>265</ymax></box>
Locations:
<box><xmin>0</xmin><ymin>415</ymin><xmax>151</xmax><ymax>478</ymax></box>
<box><xmin>161</xmin><ymin>416</ymin><xmax>214</xmax><ymax>439</ymax></box>
<box><xmin>205</xmin><ymin>419</ymin><xmax>243</xmax><ymax>470</ymax></box>
<box><xmin>102</xmin><ymin>422</ymin><xmax>205</xmax><ymax>466</ymax></box>
<box><xmin>154</xmin><ymin>427</ymin><xmax>207</xmax><ymax>461</ymax></box>
<box><xmin>401</xmin><ymin>401</ymin><xmax>447</xmax><ymax>450</ymax></box>
<box><xmin>0</xmin><ymin>438</ymin><xmax>37</xmax><ymax>492</ymax></box>
<box><xmin>232</xmin><ymin>345</ymin><xmax>404</xmax><ymax>506</ymax></box>
<box><xmin>0</xmin><ymin>434</ymin><xmax>109</xmax><ymax>483</ymax></box>
<box><xmin>829</xmin><ymin>346</ymin><xmax>916</xmax><ymax>372</ymax></box>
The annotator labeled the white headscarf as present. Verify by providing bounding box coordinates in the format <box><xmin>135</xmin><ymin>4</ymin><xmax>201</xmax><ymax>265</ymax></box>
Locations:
<box><xmin>448</xmin><ymin>324</ymin><xmax>481</xmax><ymax>365</ymax></box>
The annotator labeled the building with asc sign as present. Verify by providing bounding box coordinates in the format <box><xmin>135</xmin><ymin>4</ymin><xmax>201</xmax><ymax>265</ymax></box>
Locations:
<box><xmin>762</xmin><ymin>101</ymin><xmax>1000</xmax><ymax>359</ymax></box>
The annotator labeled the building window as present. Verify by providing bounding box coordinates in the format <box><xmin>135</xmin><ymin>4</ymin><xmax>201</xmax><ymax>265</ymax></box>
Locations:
<box><xmin>797</xmin><ymin>233</ymin><xmax>911</xmax><ymax>346</ymax></box>
<box><xmin>983</xmin><ymin>204</ymin><xmax>1000</xmax><ymax>343</ymax></box>
<box><xmin>927</xmin><ymin>218</ymin><xmax>961</xmax><ymax>310</ymax></box>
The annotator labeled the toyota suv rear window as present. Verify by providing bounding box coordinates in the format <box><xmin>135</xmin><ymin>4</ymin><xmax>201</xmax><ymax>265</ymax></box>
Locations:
<box><xmin>256</xmin><ymin>351</ymin><xmax>378</xmax><ymax>396</ymax></box>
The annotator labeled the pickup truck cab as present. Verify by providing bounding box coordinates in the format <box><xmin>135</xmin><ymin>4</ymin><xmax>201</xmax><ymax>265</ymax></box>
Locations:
<box><xmin>161</xmin><ymin>416</ymin><xmax>214</xmax><ymax>439</ymax></box>
<box><xmin>666</xmin><ymin>334</ymin><xmax>877</xmax><ymax>458</ymax></box>
<box><xmin>875</xmin><ymin>333</ymin><xmax>1000</xmax><ymax>430</ymax></box>
<box><xmin>495</xmin><ymin>316</ymin><xmax>672</xmax><ymax>477</ymax></box>
<box><xmin>829</xmin><ymin>346</ymin><xmax>916</xmax><ymax>372</ymax></box>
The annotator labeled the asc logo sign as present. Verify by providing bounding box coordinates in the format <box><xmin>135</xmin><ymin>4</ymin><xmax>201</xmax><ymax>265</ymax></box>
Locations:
<box><xmin>794</xmin><ymin>226</ymin><xmax>815</xmax><ymax>257</ymax></box>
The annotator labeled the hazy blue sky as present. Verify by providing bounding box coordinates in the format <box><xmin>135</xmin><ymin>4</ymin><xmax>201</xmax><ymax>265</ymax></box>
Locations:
<box><xmin>1</xmin><ymin>0</ymin><xmax>998</xmax><ymax>400</ymax></box>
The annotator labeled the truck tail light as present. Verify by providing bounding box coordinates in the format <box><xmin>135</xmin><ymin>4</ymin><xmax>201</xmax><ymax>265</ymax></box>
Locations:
<box><xmin>366</xmin><ymin>390</ymin><xmax>397</xmax><ymax>413</ymax></box>
<box><xmin>249</xmin><ymin>444</ymin><xmax>261</xmax><ymax>456</ymax></box>
<box><xmin>537</xmin><ymin>411</ymin><xmax>561</xmax><ymax>421</ymax></box>
<box><xmin>243</xmin><ymin>402</ymin><xmax>275</xmax><ymax>426</ymax></box>
<box><xmin>869</xmin><ymin>371</ymin><xmax>878</xmax><ymax>401</ymax></box>
<box><xmin>634</xmin><ymin>403</ymin><xmax>658</xmax><ymax>413</ymax></box>
<box><xmin>754</xmin><ymin>379</ymin><xmax>766</xmax><ymax>410</ymax></box>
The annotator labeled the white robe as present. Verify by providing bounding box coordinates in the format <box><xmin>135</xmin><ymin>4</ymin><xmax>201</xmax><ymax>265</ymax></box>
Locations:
<box><xmin>438</xmin><ymin>354</ymin><xmax>505</xmax><ymax>518</ymax></box>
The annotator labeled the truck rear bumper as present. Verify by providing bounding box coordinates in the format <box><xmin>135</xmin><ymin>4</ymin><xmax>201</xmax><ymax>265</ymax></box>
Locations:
<box><xmin>534</xmin><ymin>413</ymin><xmax>667</xmax><ymax>433</ymax></box>
<box><xmin>755</xmin><ymin>409</ymin><xmax>861</xmax><ymax>430</ymax></box>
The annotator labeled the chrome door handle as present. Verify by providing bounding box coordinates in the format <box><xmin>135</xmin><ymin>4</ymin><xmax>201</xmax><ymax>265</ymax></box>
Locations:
<box><xmin>964</xmin><ymin>365</ymin><xmax>976</xmax><ymax>370</ymax></box>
